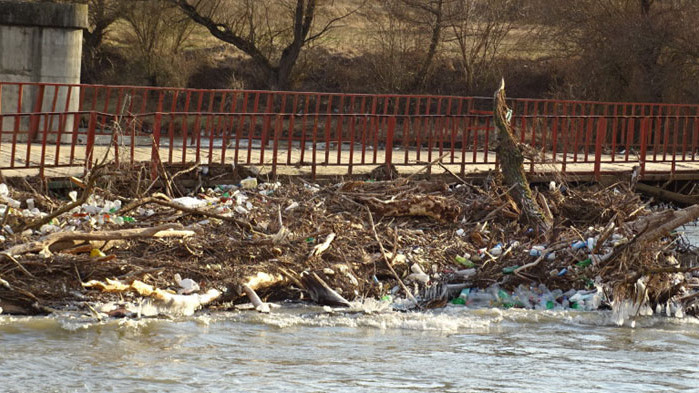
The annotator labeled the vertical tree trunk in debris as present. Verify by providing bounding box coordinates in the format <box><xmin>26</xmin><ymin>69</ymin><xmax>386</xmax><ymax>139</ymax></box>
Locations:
<box><xmin>493</xmin><ymin>79</ymin><xmax>551</xmax><ymax>232</ymax></box>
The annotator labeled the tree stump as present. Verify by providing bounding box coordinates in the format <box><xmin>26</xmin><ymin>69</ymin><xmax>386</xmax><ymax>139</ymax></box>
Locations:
<box><xmin>493</xmin><ymin>79</ymin><xmax>551</xmax><ymax>232</ymax></box>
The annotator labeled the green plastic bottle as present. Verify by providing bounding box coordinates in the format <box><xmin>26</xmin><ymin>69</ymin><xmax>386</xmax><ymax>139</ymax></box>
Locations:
<box><xmin>502</xmin><ymin>266</ymin><xmax>519</xmax><ymax>274</ymax></box>
<box><xmin>455</xmin><ymin>255</ymin><xmax>475</xmax><ymax>267</ymax></box>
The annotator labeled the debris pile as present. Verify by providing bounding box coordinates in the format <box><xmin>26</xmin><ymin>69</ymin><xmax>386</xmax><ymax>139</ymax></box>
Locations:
<box><xmin>0</xmin><ymin>163</ymin><xmax>697</xmax><ymax>326</ymax></box>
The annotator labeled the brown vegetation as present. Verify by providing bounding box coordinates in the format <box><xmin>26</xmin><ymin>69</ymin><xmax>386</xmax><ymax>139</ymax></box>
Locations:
<box><xmin>67</xmin><ymin>0</ymin><xmax>698</xmax><ymax>103</ymax></box>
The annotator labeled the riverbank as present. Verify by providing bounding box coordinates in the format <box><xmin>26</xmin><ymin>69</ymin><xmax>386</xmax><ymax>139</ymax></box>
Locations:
<box><xmin>0</xmin><ymin>163</ymin><xmax>697</xmax><ymax>326</ymax></box>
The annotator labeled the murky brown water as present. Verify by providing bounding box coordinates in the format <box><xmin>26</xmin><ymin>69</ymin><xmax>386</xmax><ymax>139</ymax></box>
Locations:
<box><xmin>1</xmin><ymin>306</ymin><xmax>698</xmax><ymax>393</ymax></box>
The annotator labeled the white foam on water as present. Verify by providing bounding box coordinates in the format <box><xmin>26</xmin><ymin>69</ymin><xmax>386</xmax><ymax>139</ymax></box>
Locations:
<box><xmin>2</xmin><ymin>303</ymin><xmax>697</xmax><ymax>335</ymax></box>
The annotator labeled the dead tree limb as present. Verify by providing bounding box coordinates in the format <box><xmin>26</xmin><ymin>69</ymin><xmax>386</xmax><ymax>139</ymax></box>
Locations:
<box><xmin>2</xmin><ymin>223</ymin><xmax>189</xmax><ymax>257</ymax></box>
<box><xmin>493</xmin><ymin>79</ymin><xmax>550</xmax><ymax>232</ymax></box>
<box><xmin>120</xmin><ymin>195</ymin><xmax>254</xmax><ymax>232</ymax></box>
<box><xmin>632</xmin><ymin>204</ymin><xmax>699</xmax><ymax>243</ymax></box>
<box><xmin>635</xmin><ymin>183</ymin><xmax>699</xmax><ymax>206</ymax></box>
<box><xmin>365</xmin><ymin>206</ymin><xmax>419</xmax><ymax>307</ymax></box>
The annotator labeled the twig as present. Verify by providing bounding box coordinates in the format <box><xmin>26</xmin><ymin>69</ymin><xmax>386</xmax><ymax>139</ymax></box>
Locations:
<box><xmin>1</xmin><ymin>205</ymin><xmax>11</xmax><ymax>230</ymax></box>
<box><xmin>84</xmin><ymin>301</ymin><xmax>104</xmax><ymax>321</ymax></box>
<box><xmin>405</xmin><ymin>153</ymin><xmax>450</xmax><ymax>181</ymax></box>
<box><xmin>21</xmin><ymin>165</ymin><xmax>105</xmax><ymax>232</ymax></box>
<box><xmin>120</xmin><ymin>195</ymin><xmax>255</xmax><ymax>232</ymax></box>
<box><xmin>171</xmin><ymin>161</ymin><xmax>200</xmax><ymax>182</ymax></box>
<box><xmin>365</xmin><ymin>206</ymin><xmax>419</xmax><ymax>307</ymax></box>
<box><xmin>482</xmin><ymin>201</ymin><xmax>513</xmax><ymax>222</ymax></box>
<box><xmin>514</xmin><ymin>240</ymin><xmax>568</xmax><ymax>276</ymax></box>
<box><xmin>438</xmin><ymin>162</ymin><xmax>467</xmax><ymax>184</ymax></box>
<box><xmin>0</xmin><ymin>252</ymin><xmax>35</xmax><ymax>278</ymax></box>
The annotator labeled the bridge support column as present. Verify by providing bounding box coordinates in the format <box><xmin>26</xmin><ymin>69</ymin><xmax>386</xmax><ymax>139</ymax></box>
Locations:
<box><xmin>0</xmin><ymin>1</ymin><xmax>88</xmax><ymax>143</ymax></box>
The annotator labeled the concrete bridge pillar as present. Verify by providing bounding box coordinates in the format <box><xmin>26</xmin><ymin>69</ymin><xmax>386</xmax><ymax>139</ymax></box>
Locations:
<box><xmin>0</xmin><ymin>1</ymin><xmax>88</xmax><ymax>143</ymax></box>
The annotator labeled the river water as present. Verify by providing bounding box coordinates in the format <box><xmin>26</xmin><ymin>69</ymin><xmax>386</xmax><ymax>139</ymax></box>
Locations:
<box><xmin>2</xmin><ymin>306</ymin><xmax>698</xmax><ymax>393</ymax></box>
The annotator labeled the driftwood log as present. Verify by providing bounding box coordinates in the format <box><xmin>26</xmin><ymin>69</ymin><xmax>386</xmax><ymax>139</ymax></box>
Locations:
<box><xmin>359</xmin><ymin>195</ymin><xmax>461</xmax><ymax>222</ymax></box>
<box><xmin>2</xmin><ymin>223</ymin><xmax>192</xmax><ymax>258</ymax></box>
<box><xmin>625</xmin><ymin>204</ymin><xmax>699</xmax><ymax>243</ymax></box>
<box><xmin>635</xmin><ymin>183</ymin><xmax>699</xmax><ymax>206</ymax></box>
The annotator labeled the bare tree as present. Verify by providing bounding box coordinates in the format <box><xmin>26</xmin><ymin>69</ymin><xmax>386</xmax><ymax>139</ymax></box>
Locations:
<box><xmin>379</xmin><ymin>0</ymin><xmax>448</xmax><ymax>90</ymax></box>
<box><xmin>61</xmin><ymin>0</ymin><xmax>125</xmax><ymax>55</ymax></box>
<box><xmin>538</xmin><ymin>0</ymin><xmax>699</xmax><ymax>102</ymax></box>
<box><xmin>168</xmin><ymin>0</ymin><xmax>364</xmax><ymax>90</ymax></box>
<box><xmin>82</xmin><ymin>0</ymin><xmax>126</xmax><ymax>56</ymax></box>
<box><xmin>444</xmin><ymin>0</ymin><xmax>513</xmax><ymax>90</ymax></box>
<box><xmin>122</xmin><ymin>0</ymin><xmax>196</xmax><ymax>86</ymax></box>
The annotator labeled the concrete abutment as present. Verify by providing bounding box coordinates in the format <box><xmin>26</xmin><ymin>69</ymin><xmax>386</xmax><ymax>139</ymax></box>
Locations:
<box><xmin>0</xmin><ymin>1</ymin><xmax>87</xmax><ymax>143</ymax></box>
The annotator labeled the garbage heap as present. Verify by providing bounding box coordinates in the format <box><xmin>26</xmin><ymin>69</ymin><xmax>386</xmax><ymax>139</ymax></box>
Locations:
<box><xmin>0</xmin><ymin>164</ymin><xmax>697</xmax><ymax>325</ymax></box>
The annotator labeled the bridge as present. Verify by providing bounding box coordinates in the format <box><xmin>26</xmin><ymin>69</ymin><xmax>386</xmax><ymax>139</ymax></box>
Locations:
<box><xmin>0</xmin><ymin>82</ymin><xmax>697</xmax><ymax>180</ymax></box>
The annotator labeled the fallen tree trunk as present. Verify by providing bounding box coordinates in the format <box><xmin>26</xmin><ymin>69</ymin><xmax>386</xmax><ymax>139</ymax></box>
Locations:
<box><xmin>635</xmin><ymin>183</ymin><xmax>699</xmax><ymax>206</ymax></box>
<box><xmin>630</xmin><ymin>204</ymin><xmax>699</xmax><ymax>243</ymax></box>
<box><xmin>358</xmin><ymin>195</ymin><xmax>461</xmax><ymax>222</ymax></box>
<box><xmin>493</xmin><ymin>79</ymin><xmax>551</xmax><ymax>232</ymax></box>
<box><xmin>2</xmin><ymin>223</ymin><xmax>191</xmax><ymax>257</ymax></box>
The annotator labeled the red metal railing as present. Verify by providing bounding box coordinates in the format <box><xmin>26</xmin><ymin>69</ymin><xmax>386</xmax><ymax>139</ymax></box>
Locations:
<box><xmin>1</xmin><ymin>81</ymin><xmax>697</xmax><ymax>178</ymax></box>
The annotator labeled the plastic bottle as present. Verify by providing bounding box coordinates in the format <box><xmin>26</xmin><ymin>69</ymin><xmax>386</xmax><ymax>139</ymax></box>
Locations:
<box><xmin>502</xmin><ymin>265</ymin><xmax>519</xmax><ymax>274</ymax></box>
<box><xmin>489</xmin><ymin>243</ymin><xmax>503</xmax><ymax>256</ymax></box>
<box><xmin>571</xmin><ymin>240</ymin><xmax>586</xmax><ymax>250</ymax></box>
<box><xmin>586</xmin><ymin>237</ymin><xmax>596</xmax><ymax>251</ymax></box>
<box><xmin>467</xmin><ymin>289</ymin><xmax>495</xmax><ymax>308</ymax></box>
<box><xmin>240</xmin><ymin>177</ymin><xmax>258</xmax><ymax>189</ymax></box>
<box><xmin>513</xmin><ymin>286</ymin><xmax>533</xmax><ymax>308</ymax></box>
<box><xmin>454</xmin><ymin>255</ymin><xmax>474</xmax><ymax>267</ymax></box>
<box><xmin>529</xmin><ymin>245</ymin><xmax>546</xmax><ymax>256</ymax></box>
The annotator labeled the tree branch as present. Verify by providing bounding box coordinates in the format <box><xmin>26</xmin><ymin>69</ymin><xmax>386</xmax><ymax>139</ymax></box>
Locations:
<box><xmin>169</xmin><ymin>0</ymin><xmax>274</xmax><ymax>73</ymax></box>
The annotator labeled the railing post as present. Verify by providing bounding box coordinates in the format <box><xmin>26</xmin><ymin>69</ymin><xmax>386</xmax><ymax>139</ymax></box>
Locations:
<box><xmin>639</xmin><ymin>117</ymin><xmax>648</xmax><ymax>178</ymax></box>
<box><xmin>151</xmin><ymin>111</ymin><xmax>162</xmax><ymax>180</ymax></box>
<box><xmin>385</xmin><ymin>116</ymin><xmax>395</xmax><ymax>174</ymax></box>
<box><xmin>271</xmin><ymin>114</ymin><xmax>281</xmax><ymax>178</ymax></box>
<box><xmin>151</xmin><ymin>92</ymin><xmax>164</xmax><ymax>180</ymax></box>
<box><xmin>594</xmin><ymin>118</ymin><xmax>606</xmax><ymax>179</ymax></box>
<box><xmin>28</xmin><ymin>84</ymin><xmax>45</xmax><ymax>142</ymax></box>
<box><xmin>85</xmin><ymin>111</ymin><xmax>97</xmax><ymax>171</ymax></box>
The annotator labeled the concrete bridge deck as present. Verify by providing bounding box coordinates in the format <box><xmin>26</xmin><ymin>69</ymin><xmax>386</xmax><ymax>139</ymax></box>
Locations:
<box><xmin>1</xmin><ymin>142</ymin><xmax>697</xmax><ymax>180</ymax></box>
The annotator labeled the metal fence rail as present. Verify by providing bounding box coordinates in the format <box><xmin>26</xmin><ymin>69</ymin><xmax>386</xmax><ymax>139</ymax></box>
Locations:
<box><xmin>1</xmin><ymin>82</ymin><xmax>697</xmax><ymax>178</ymax></box>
